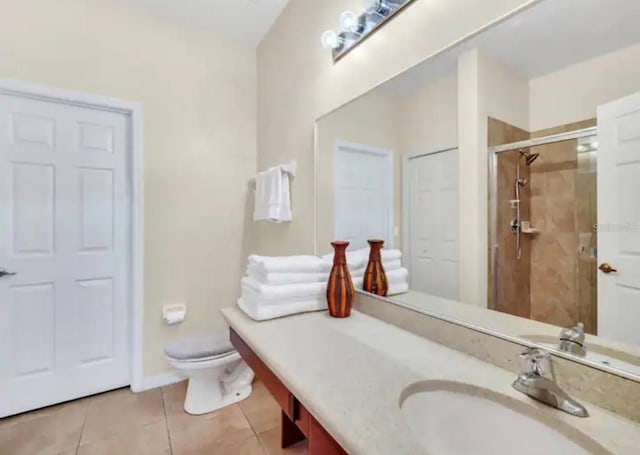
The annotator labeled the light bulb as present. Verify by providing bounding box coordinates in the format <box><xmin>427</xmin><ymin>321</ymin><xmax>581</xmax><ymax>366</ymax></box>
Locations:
<box><xmin>363</xmin><ymin>0</ymin><xmax>392</xmax><ymax>15</ymax></box>
<box><xmin>320</xmin><ymin>30</ymin><xmax>341</xmax><ymax>50</ymax></box>
<box><xmin>363</xmin><ymin>0</ymin><xmax>380</xmax><ymax>13</ymax></box>
<box><xmin>339</xmin><ymin>11</ymin><xmax>359</xmax><ymax>33</ymax></box>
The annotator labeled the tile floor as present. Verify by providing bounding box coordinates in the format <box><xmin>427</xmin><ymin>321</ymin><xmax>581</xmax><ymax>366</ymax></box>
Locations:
<box><xmin>0</xmin><ymin>380</ymin><xmax>308</xmax><ymax>455</ymax></box>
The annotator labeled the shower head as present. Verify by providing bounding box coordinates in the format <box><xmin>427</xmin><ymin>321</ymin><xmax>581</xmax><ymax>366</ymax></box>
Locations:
<box><xmin>519</xmin><ymin>149</ymin><xmax>540</xmax><ymax>165</ymax></box>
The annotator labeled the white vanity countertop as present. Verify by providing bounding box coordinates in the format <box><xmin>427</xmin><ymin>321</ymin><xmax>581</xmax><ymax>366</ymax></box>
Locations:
<box><xmin>222</xmin><ymin>307</ymin><xmax>640</xmax><ymax>455</ymax></box>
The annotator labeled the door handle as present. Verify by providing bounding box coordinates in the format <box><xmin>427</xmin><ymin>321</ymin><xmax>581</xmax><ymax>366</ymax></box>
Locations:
<box><xmin>0</xmin><ymin>268</ymin><xmax>16</xmax><ymax>278</ymax></box>
<box><xmin>598</xmin><ymin>263</ymin><xmax>618</xmax><ymax>274</ymax></box>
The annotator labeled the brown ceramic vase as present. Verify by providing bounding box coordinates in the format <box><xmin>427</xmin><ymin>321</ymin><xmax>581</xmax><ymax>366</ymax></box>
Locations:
<box><xmin>363</xmin><ymin>239</ymin><xmax>389</xmax><ymax>296</ymax></box>
<box><xmin>326</xmin><ymin>241</ymin><xmax>355</xmax><ymax>318</ymax></box>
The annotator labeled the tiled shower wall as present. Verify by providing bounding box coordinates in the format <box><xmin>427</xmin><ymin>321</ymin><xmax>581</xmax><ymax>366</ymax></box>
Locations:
<box><xmin>529</xmin><ymin>119</ymin><xmax>597</xmax><ymax>333</ymax></box>
<box><xmin>488</xmin><ymin>118</ymin><xmax>531</xmax><ymax>318</ymax></box>
<box><xmin>489</xmin><ymin>118</ymin><xmax>598</xmax><ymax>332</ymax></box>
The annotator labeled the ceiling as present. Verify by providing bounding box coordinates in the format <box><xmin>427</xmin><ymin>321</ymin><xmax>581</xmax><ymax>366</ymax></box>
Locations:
<box><xmin>114</xmin><ymin>0</ymin><xmax>291</xmax><ymax>47</ymax></box>
<box><xmin>382</xmin><ymin>0</ymin><xmax>640</xmax><ymax>96</ymax></box>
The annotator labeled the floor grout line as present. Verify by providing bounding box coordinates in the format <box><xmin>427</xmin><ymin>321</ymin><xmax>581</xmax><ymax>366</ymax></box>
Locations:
<box><xmin>236</xmin><ymin>393</ymin><xmax>276</xmax><ymax>455</ymax></box>
<box><xmin>6</xmin><ymin>383</ymin><xmax>294</xmax><ymax>455</ymax></box>
<box><xmin>74</xmin><ymin>404</ymin><xmax>88</xmax><ymax>455</ymax></box>
<box><xmin>160</xmin><ymin>386</ymin><xmax>174</xmax><ymax>455</ymax></box>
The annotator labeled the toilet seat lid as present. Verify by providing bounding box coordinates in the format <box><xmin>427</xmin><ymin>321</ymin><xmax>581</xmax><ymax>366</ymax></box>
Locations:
<box><xmin>165</xmin><ymin>330</ymin><xmax>234</xmax><ymax>361</ymax></box>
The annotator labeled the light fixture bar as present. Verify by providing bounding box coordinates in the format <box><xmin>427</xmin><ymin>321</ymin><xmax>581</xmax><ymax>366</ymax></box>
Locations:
<box><xmin>320</xmin><ymin>0</ymin><xmax>417</xmax><ymax>62</ymax></box>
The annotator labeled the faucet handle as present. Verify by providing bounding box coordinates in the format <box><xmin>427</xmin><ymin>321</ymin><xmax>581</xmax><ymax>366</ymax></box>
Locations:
<box><xmin>520</xmin><ymin>347</ymin><xmax>556</xmax><ymax>380</ymax></box>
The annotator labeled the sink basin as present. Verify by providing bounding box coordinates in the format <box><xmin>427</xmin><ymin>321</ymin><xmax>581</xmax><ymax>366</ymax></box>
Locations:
<box><xmin>520</xmin><ymin>334</ymin><xmax>640</xmax><ymax>377</ymax></box>
<box><xmin>400</xmin><ymin>381</ymin><xmax>610</xmax><ymax>455</ymax></box>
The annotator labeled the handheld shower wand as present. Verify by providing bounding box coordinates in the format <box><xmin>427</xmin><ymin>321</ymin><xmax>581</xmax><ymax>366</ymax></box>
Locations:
<box><xmin>512</xmin><ymin>149</ymin><xmax>539</xmax><ymax>259</ymax></box>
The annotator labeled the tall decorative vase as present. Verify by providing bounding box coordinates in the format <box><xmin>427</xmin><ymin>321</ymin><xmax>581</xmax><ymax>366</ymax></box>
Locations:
<box><xmin>363</xmin><ymin>239</ymin><xmax>389</xmax><ymax>296</ymax></box>
<box><xmin>326</xmin><ymin>241</ymin><xmax>355</xmax><ymax>318</ymax></box>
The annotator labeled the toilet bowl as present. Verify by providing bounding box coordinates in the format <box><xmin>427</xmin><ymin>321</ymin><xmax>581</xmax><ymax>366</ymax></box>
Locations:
<box><xmin>165</xmin><ymin>331</ymin><xmax>254</xmax><ymax>415</ymax></box>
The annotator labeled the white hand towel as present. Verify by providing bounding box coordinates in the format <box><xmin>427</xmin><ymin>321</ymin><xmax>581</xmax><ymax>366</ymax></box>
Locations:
<box><xmin>279</xmin><ymin>170</ymin><xmax>292</xmax><ymax>222</ymax></box>
<box><xmin>237</xmin><ymin>298</ymin><xmax>326</xmax><ymax>321</ymax></box>
<box><xmin>248</xmin><ymin>255</ymin><xmax>330</xmax><ymax>274</ymax></box>
<box><xmin>253</xmin><ymin>166</ymin><xmax>292</xmax><ymax>223</ymax></box>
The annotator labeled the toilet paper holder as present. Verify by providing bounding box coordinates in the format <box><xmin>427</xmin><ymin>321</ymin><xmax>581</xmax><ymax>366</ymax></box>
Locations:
<box><xmin>163</xmin><ymin>304</ymin><xmax>186</xmax><ymax>325</ymax></box>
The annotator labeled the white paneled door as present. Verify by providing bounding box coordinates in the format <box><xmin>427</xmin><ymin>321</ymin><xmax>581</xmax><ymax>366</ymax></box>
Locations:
<box><xmin>597</xmin><ymin>93</ymin><xmax>640</xmax><ymax>346</ymax></box>
<box><xmin>0</xmin><ymin>93</ymin><xmax>130</xmax><ymax>417</ymax></box>
<box><xmin>407</xmin><ymin>149</ymin><xmax>459</xmax><ymax>299</ymax></box>
<box><xmin>334</xmin><ymin>142</ymin><xmax>394</xmax><ymax>250</ymax></box>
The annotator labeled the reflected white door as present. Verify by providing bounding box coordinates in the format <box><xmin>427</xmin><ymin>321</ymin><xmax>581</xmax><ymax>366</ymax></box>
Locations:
<box><xmin>0</xmin><ymin>93</ymin><xmax>130</xmax><ymax>417</ymax></box>
<box><xmin>408</xmin><ymin>149</ymin><xmax>459</xmax><ymax>299</ymax></box>
<box><xmin>597</xmin><ymin>93</ymin><xmax>640</xmax><ymax>346</ymax></box>
<box><xmin>334</xmin><ymin>142</ymin><xmax>393</xmax><ymax>250</ymax></box>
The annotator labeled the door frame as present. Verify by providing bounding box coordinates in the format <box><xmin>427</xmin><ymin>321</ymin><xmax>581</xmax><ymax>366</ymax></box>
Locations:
<box><xmin>0</xmin><ymin>78</ymin><xmax>145</xmax><ymax>392</ymax></box>
<box><xmin>334</xmin><ymin>140</ymin><xmax>395</xmax><ymax>248</ymax></box>
<box><xmin>402</xmin><ymin>146</ymin><xmax>459</xmax><ymax>289</ymax></box>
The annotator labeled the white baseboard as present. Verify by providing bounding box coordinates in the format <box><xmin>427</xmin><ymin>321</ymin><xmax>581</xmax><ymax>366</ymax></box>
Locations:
<box><xmin>135</xmin><ymin>371</ymin><xmax>184</xmax><ymax>392</ymax></box>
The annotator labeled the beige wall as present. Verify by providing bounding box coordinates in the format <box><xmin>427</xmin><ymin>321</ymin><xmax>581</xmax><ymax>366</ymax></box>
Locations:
<box><xmin>458</xmin><ymin>49</ymin><xmax>530</xmax><ymax>306</ymax></box>
<box><xmin>399</xmin><ymin>72</ymin><xmax>458</xmax><ymax>155</ymax></box>
<box><xmin>256</xmin><ymin>0</ymin><xmax>537</xmax><ymax>256</ymax></box>
<box><xmin>530</xmin><ymin>42</ymin><xmax>640</xmax><ymax>131</ymax></box>
<box><xmin>316</xmin><ymin>90</ymin><xmax>401</xmax><ymax>254</ymax></box>
<box><xmin>0</xmin><ymin>0</ymin><xmax>257</xmax><ymax>377</ymax></box>
<box><xmin>315</xmin><ymin>71</ymin><xmax>458</xmax><ymax>256</ymax></box>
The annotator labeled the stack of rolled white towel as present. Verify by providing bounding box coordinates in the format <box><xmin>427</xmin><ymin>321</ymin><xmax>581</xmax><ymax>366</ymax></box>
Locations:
<box><xmin>238</xmin><ymin>249</ymin><xmax>408</xmax><ymax>321</ymax></box>
<box><xmin>321</xmin><ymin>248</ymin><xmax>409</xmax><ymax>296</ymax></box>
<box><xmin>238</xmin><ymin>255</ymin><xmax>346</xmax><ymax>321</ymax></box>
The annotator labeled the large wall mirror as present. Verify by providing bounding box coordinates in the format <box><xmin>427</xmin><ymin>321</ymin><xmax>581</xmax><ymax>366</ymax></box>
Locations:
<box><xmin>315</xmin><ymin>0</ymin><xmax>640</xmax><ymax>380</ymax></box>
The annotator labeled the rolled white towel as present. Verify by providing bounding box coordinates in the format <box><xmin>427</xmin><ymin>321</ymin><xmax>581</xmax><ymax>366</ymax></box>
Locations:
<box><xmin>320</xmin><ymin>250</ymin><xmax>367</xmax><ymax>270</ymax></box>
<box><xmin>247</xmin><ymin>268</ymin><xmax>329</xmax><ymax>285</ymax></box>
<box><xmin>242</xmin><ymin>277</ymin><xmax>326</xmax><ymax>300</ymax></box>
<box><xmin>383</xmin><ymin>259</ymin><xmax>402</xmax><ymax>271</ymax></box>
<box><xmin>381</xmin><ymin>249</ymin><xmax>402</xmax><ymax>261</ymax></box>
<box><xmin>387</xmin><ymin>268</ymin><xmax>408</xmax><ymax>285</ymax></box>
<box><xmin>241</xmin><ymin>284</ymin><xmax>308</xmax><ymax>308</ymax></box>
<box><xmin>242</xmin><ymin>276</ymin><xmax>364</xmax><ymax>303</ymax></box>
<box><xmin>387</xmin><ymin>282</ymin><xmax>409</xmax><ymax>296</ymax></box>
<box><xmin>350</xmin><ymin>247</ymin><xmax>402</xmax><ymax>262</ymax></box>
<box><xmin>248</xmin><ymin>255</ymin><xmax>330</xmax><ymax>274</ymax></box>
<box><xmin>238</xmin><ymin>297</ymin><xmax>327</xmax><ymax>321</ymax></box>
<box><xmin>350</xmin><ymin>259</ymin><xmax>402</xmax><ymax>278</ymax></box>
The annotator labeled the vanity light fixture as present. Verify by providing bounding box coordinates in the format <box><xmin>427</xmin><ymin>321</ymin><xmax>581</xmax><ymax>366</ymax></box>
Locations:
<box><xmin>321</xmin><ymin>0</ymin><xmax>417</xmax><ymax>62</ymax></box>
<box><xmin>363</xmin><ymin>0</ymin><xmax>393</xmax><ymax>16</ymax></box>
<box><xmin>339</xmin><ymin>11</ymin><xmax>361</xmax><ymax>33</ymax></box>
<box><xmin>320</xmin><ymin>30</ymin><xmax>342</xmax><ymax>50</ymax></box>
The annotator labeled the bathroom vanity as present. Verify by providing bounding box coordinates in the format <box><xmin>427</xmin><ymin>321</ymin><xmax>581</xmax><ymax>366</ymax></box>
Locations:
<box><xmin>223</xmin><ymin>306</ymin><xmax>640</xmax><ymax>455</ymax></box>
<box><xmin>230</xmin><ymin>327</ymin><xmax>346</xmax><ymax>454</ymax></box>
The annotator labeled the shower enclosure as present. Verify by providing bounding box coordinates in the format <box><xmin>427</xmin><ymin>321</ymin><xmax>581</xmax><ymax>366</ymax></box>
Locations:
<box><xmin>489</xmin><ymin>119</ymin><xmax>598</xmax><ymax>334</ymax></box>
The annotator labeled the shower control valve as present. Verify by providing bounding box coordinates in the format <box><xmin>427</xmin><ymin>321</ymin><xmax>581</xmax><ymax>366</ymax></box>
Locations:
<box><xmin>510</xmin><ymin>219</ymin><xmax>520</xmax><ymax>233</ymax></box>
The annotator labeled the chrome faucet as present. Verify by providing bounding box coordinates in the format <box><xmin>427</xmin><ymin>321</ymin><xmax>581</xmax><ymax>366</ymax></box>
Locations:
<box><xmin>559</xmin><ymin>322</ymin><xmax>587</xmax><ymax>357</ymax></box>
<box><xmin>513</xmin><ymin>347</ymin><xmax>589</xmax><ymax>417</ymax></box>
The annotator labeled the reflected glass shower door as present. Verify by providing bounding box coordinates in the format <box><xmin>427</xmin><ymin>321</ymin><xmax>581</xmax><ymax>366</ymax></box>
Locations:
<box><xmin>489</xmin><ymin>126</ymin><xmax>598</xmax><ymax>334</ymax></box>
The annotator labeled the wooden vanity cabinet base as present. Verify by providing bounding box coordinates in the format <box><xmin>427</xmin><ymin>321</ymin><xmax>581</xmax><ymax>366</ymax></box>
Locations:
<box><xmin>230</xmin><ymin>329</ymin><xmax>347</xmax><ymax>454</ymax></box>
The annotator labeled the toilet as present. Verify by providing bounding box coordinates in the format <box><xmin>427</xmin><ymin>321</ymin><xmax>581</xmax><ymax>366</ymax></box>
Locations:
<box><xmin>165</xmin><ymin>330</ymin><xmax>254</xmax><ymax>415</ymax></box>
